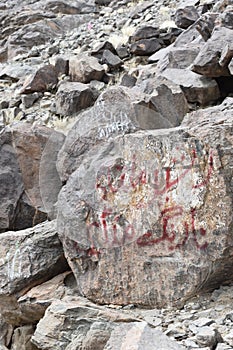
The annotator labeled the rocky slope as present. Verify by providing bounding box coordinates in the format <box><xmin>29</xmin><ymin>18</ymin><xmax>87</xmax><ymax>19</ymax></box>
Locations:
<box><xmin>0</xmin><ymin>0</ymin><xmax>233</xmax><ymax>349</ymax></box>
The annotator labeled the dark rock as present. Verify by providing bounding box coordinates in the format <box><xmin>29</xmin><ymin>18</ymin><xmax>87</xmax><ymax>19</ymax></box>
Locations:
<box><xmin>0</xmin><ymin>128</ymin><xmax>23</xmax><ymax>233</ymax></box>
<box><xmin>44</xmin><ymin>0</ymin><xmax>95</xmax><ymax>14</ymax></box>
<box><xmin>195</xmin><ymin>13</ymin><xmax>217</xmax><ymax>41</ymax></box>
<box><xmin>130</xmin><ymin>26</ymin><xmax>159</xmax><ymax>43</ymax></box>
<box><xmin>174</xmin><ymin>6</ymin><xmax>199</xmax><ymax>29</ymax></box>
<box><xmin>120</xmin><ymin>74</ymin><xmax>137</xmax><ymax>87</ymax></box>
<box><xmin>20</xmin><ymin>65</ymin><xmax>58</xmax><ymax>94</ymax></box>
<box><xmin>69</xmin><ymin>54</ymin><xmax>105</xmax><ymax>83</ymax></box>
<box><xmin>116</xmin><ymin>44</ymin><xmax>129</xmax><ymax>59</ymax></box>
<box><xmin>55</xmin><ymin>81</ymin><xmax>97</xmax><ymax>116</ymax></box>
<box><xmin>95</xmin><ymin>0</ymin><xmax>112</xmax><ymax>5</ymax></box>
<box><xmin>91</xmin><ymin>41</ymin><xmax>117</xmax><ymax>59</ymax></box>
<box><xmin>160</xmin><ymin>68</ymin><xmax>221</xmax><ymax>105</ymax></box>
<box><xmin>101</xmin><ymin>50</ymin><xmax>123</xmax><ymax>70</ymax></box>
<box><xmin>192</xmin><ymin>26</ymin><xmax>233</xmax><ymax>77</ymax></box>
<box><xmin>130</xmin><ymin>38</ymin><xmax>162</xmax><ymax>56</ymax></box>
<box><xmin>156</xmin><ymin>47</ymin><xmax>200</xmax><ymax>71</ymax></box>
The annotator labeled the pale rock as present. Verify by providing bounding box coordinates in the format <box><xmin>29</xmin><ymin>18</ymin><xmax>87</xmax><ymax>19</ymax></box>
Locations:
<box><xmin>32</xmin><ymin>296</ymin><xmax>139</xmax><ymax>349</ymax></box>
<box><xmin>195</xmin><ymin>326</ymin><xmax>220</xmax><ymax>348</ymax></box>
<box><xmin>193</xmin><ymin>318</ymin><xmax>215</xmax><ymax>327</ymax></box>
<box><xmin>69</xmin><ymin>54</ymin><xmax>105</xmax><ymax>83</ymax></box>
<box><xmin>11</xmin><ymin>325</ymin><xmax>39</xmax><ymax>350</ymax></box>
<box><xmin>104</xmin><ymin>322</ymin><xmax>186</xmax><ymax>350</ymax></box>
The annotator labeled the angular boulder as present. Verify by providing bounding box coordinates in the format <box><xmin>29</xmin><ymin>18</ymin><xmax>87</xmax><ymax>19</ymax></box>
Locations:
<box><xmin>55</xmin><ymin>81</ymin><xmax>97</xmax><ymax>116</ymax></box>
<box><xmin>0</xmin><ymin>221</ymin><xmax>69</xmax><ymax>325</ymax></box>
<box><xmin>69</xmin><ymin>54</ymin><xmax>105</xmax><ymax>83</ymax></box>
<box><xmin>130</xmin><ymin>38</ymin><xmax>162</xmax><ymax>56</ymax></box>
<box><xmin>20</xmin><ymin>65</ymin><xmax>58</xmax><ymax>94</ymax></box>
<box><xmin>57</xmin><ymin>98</ymin><xmax>233</xmax><ymax>308</ymax></box>
<box><xmin>160</xmin><ymin>68</ymin><xmax>220</xmax><ymax>105</ymax></box>
<box><xmin>56</xmin><ymin>85</ymin><xmax>188</xmax><ymax>182</ymax></box>
<box><xmin>174</xmin><ymin>6</ymin><xmax>199</xmax><ymax>29</ymax></box>
<box><xmin>32</xmin><ymin>296</ymin><xmax>138</xmax><ymax>349</ymax></box>
<box><xmin>192</xmin><ymin>26</ymin><xmax>233</xmax><ymax>77</ymax></box>
<box><xmin>104</xmin><ymin>322</ymin><xmax>185</xmax><ymax>350</ymax></box>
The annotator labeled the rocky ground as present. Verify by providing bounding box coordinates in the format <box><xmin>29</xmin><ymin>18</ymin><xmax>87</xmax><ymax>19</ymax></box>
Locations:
<box><xmin>0</xmin><ymin>0</ymin><xmax>233</xmax><ymax>349</ymax></box>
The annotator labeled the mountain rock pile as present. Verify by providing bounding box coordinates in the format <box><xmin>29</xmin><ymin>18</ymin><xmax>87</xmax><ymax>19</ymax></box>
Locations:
<box><xmin>0</xmin><ymin>0</ymin><xmax>233</xmax><ymax>349</ymax></box>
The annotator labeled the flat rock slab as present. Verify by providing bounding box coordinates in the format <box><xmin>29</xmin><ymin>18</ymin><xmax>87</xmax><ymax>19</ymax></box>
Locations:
<box><xmin>57</xmin><ymin>98</ymin><xmax>233</xmax><ymax>308</ymax></box>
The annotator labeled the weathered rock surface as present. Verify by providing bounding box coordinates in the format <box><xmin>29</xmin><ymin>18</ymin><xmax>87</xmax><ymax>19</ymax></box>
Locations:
<box><xmin>69</xmin><ymin>54</ymin><xmax>105</xmax><ymax>83</ymax></box>
<box><xmin>11</xmin><ymin>325</ymin><xmax>38</xmax><ymax>350</ymax></box>
<box><xmin>55</xmin><ymin>81</ymin><xmax>97</xmax><ymax>116</ymax></box>
<box><xmin>0</xmin><ymin>220</ymin><xmax>69</xmax><ymax>325</ymax></box>
<box><xmin>57</xmin><ymin>98</ymin><xmax>233</xmax><ymax>308</ymax></box>
<box><xmin>104</xmin><ymin>322</ymin><xmax>185</xmax><ymax>350</ymax></box>
<box><xmin>20</xmin><ymin>65</ymin><xmax>58</xmax><ymax>94</ymax></box>
<box><xmin>32</xmin><ymin>296</ymin><xmax>138</xmax><ymax>349</ymax></box>
<box><xmin>57</xmin><ymin>84</ymin><xmax>188</xmax><ymax>182</ymax></box>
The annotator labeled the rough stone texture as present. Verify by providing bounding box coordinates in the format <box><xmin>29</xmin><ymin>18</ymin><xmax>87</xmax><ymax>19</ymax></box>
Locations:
<box><xmin>57</xmin><ymin>84</ymin><xmax>188</xmax><ymax>182</ymax></box>
<box><xmin>0</xmin><ymin>127</ymin><xmax>24</xmax><ymax>232</ymax></box>
<box><xmin>192</xmin><ymin>26</ymin><xmax>233</xmax><ymax>77</ymax></box>
<box><xmin>20</xmin><ymin>65</ymin><xmax>58</xmax><ymax>94</ymax></box>
<box><xmin>69</xmin><ymin>54</ymin><xmax>105</xmax><ymax>83</ymax></box>
<box><xmin>0</xmin><ymin>221</ymin><xmax>69</xmax><ymax>325</ymax></box>
<box><xmin>130</xmin><ymin>25</ymin><xmax>160</xmax><ymax>42</ymax></box>
<box><xmin>130</xmin><ymin>38</ymin><xmax>162</xmax><ymax>56</ymax></box>
<box><xmin>101</xmin><ymin>50</ymin><xmax>123</xmax><ymax>70</ymax></box>
<box><xmin>156</xmin><ymin>46</ymin><xmax>200</xmax><ymax>71</ymax></box>
<box><xmin>104</xmin><ymin>322</ymin><xmax>185</xmax><ymax>350</ymax></box>
<box><xmin>160</xmin><ymin>68</ymin><xmax>221</xmax><ymax>105</ymax></box>
<box><xmin>32</xmin><ymin>296</ymin><xmax>138</xmax><ymax>350</ymax></box>
<box><xmin>55</xmin><ymin>81</ymin><xmax>97</xmax><ymax>116</ymax></box>
<box><xmin>11</xmin><ymin>325</ymin><xmax>39</xmax><ymax>350</ymax></box>
<box><xmin>17</xmin><ymin>272</ymin><xmax>73</xmax><ymax>324</ymax></box>
<box><xmin>0</xmin><ymin>318</ymin><xmax>13</xmax><ymax>348</ymax></box>
<box><xmin>57</xmin><ymin>98</ymin><xmax>233</xmax><ymax>308</ymax></box>
<box><xmin>174</xmin><ymin>6</ymin><xmax>199</xmax><ymax>29</ymax></box>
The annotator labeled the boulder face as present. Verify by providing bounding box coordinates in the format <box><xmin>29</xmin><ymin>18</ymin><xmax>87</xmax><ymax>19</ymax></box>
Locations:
<box><xmin>57</xmin><ymin>98</ymin><xmax>233</xmax><ymax>308</ymax></box>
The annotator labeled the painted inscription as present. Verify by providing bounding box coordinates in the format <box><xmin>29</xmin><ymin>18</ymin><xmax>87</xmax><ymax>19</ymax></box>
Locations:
<box><xmin>83</xmin><ymin>142</ymin><xmax>214</xmax><ymax>253</ymax></box>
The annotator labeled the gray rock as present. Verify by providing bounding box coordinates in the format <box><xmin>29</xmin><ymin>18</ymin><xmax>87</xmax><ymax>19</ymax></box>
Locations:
<box><xmin>55</xmin><ymin>81</ymin><xmax>97</xmax><ymax>116</ymax></box>
<box><xmin>20</xmin><ymin>65</ymin><xmax>58</xmax><ymax>94</ymax></box>
<box><xmin>57</xmin><ymin>98</ymin><xmax>233</xmax><ymax>308</ymax></box>
<box><xmin>0</xmin><ymin>127</ymin><xmax>24</xmax><ymax>232</ymax></box>
<box><xmin>104</xmin><ymin>322</ymin><xmax>186</xmax><ymax>349</ymax></box>
<box><xmin>174</xmin><ymin>6</ymin><xmax>199</xmax><ymax>29</ymax></box>
<box><xmin>195</xmin><ymin>326</ymin><xmax>220</xmax><ymax>348</ymax></box>
<box><xmin>49</xmin><ymin>55</ymin><xmax>69</xmax><ymax>77</ymax></box>
<box><xmin>69</xmin><ymin>54</ymin><xmax>105</xmax><ymax>83</ymax></box>
<box><xmin>32</xmin><ymin>296</ymin><xmax>138</xmax><ymax>349</ymax></box>
<box><xmin>160</xmin><ymin>68</ymin><xmax>220</xmax><ymax>105</ymax></box>
<box><xmin>192</xmin><ymin>26</ymin><xmax>233</xmax><ymax>77</ymax></box>
<box><xmin>56</xmin><ymin>84</ymin><xmax>187</xmax><ymax>182</ymax></box>
<box><xmin>0</xmin><ymin>221</ymin><xmax>69</xmax><ymax>325</ymax></box>
<box><xmin>156</xmin><ymin>46</ymin><xmax>200</xmax><ymax>71</ymax></box>
<box><xmin>101</xmin><ymin>49</ymin><xmax>123</xmax><ymax>70</ymax></box>
<box><xmin>21</xmin><ymin>93</ymin><xmax>41</xmax><ymax>109</ymax></box>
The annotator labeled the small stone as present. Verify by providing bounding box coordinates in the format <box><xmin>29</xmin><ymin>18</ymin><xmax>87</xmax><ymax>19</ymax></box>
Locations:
<box><xmin>21</xmin><ymin>92</ymin><xmax>41</xmax><ymax>109</ymax></box>
<box><xmin>195</xmin><ymin>327</ymin><xmax>219</xmax><ymax>348</ymax></box>
<box><xmin>101</xmin><ymin>50</ymin><xmax>123</xmax><ymax>70</ymax></box>
<box><xmin>193</xmin><ymin>318</ymin><xmax>215</xmax><ymax>327</ymax></box>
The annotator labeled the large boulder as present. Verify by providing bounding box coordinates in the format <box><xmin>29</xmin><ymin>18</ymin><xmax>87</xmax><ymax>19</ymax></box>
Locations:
<box><xmin>0</xmin><ymin>221</ymin><xmax>69</xmax><ymax>325</ymax></box>
<box><xmin>0</xmin><ymin>123</ymin><xmax>64</xmax><ymax>232</ymax></box>
<box><xmin>191</xmin><ymin>26</ymin><xmax>233</xmax><ymax>77</ymax></box>
<box><xmin>57</xmin><ymin>98</ymin><xmax>233</xmax><ymax>308</ymax></box>
<box><xmin>57</xmin><ymin>85</ymin><xmax>188</xmax><ymax>182</ymax></box>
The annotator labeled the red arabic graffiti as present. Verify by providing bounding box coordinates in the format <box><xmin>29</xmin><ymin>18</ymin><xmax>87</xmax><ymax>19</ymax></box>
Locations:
<box><xmin>85</xmin><ymin>145</ymin><xmax>214</xmax><ymax>251</ymax></box>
